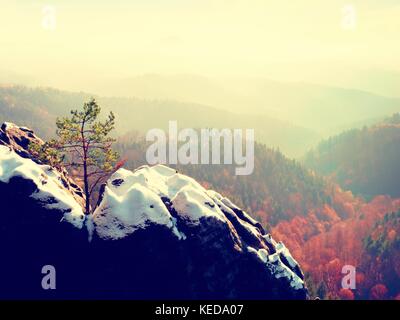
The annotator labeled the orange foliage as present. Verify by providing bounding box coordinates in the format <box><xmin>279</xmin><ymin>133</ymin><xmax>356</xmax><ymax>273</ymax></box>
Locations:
<box><xmin>369</xmin><ymin>284</ymin><xmax>388</xmax><ymax>300</ymax></box>
<box><xmin>339</xmin><ymin>288</ymin><xmax>355</xmax><ymax>300</ymax></box>
<box><xmin>387</xmin><ymin>229</ymin><xmax>396</xmax><ymax>242</ymax></box>
<box><xmin>272</xmin><ymin>195</ymin><xmax>400</xmax><ymax>299</ymax></box>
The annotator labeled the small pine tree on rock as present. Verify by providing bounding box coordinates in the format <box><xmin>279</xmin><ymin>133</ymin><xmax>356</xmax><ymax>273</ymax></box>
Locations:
<box><xmin>30</xmin><ymin>98</ymin><xmax>119</xmax><ymax>215</ymax></box>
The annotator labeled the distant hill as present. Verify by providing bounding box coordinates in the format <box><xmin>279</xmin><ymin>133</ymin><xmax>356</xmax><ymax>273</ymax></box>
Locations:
<box><xmin>90</xmin><ymin>74</ymin><xmax>400</xmax><ymax>135</ymax></box>
<box><xmin>304</xmin><ymin>114</ymin><xmax>400</xmax><ymax>199</ymax></box>
<box><xmin>3</xmin><ymin>78</ymin><xmax>398</xmax><ymax>156</ymax></box>
<box><xmin>0</xmin><ymin>85</ymin><xmax>319</xmax><ymax>157</ymax></box>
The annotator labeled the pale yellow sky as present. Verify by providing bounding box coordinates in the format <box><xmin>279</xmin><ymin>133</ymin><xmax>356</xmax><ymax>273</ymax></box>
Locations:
<box><xmin>1</xmin><ymin>0</ymin><xmax>399</xmax><ymax>92</ymax></box>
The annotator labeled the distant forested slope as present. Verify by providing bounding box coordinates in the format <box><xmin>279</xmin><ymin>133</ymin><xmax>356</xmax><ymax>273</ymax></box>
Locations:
<box><xmin>304</xmin><ymin>114</ymin><xmax>400</xmax><ymax>199</ymax></box>
<box><xmin>0</xmin><ymin>85</ymin><xmax>318</xmax><ymax>156</ymax></box>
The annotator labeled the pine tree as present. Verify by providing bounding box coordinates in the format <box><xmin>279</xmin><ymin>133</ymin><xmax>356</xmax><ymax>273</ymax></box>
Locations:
<box><xmin>30</xmin><ymin>98</ymin><xmax>119</xmax><ymax>215</ymax></box>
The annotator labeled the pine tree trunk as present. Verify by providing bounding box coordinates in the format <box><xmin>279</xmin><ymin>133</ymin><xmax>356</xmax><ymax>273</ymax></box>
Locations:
<box><xmin>83</xmin><ymin>157</ymin><xmax>90</xmax><ymax>215</ymax></box>
<box><xmin>81</xmin><ymin>120</ymin><xmax>90</xmax><ymax>215</ymax></box>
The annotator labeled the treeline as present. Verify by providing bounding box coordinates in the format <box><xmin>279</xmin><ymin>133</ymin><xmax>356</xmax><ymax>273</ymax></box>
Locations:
<box><xmin>362</xmin><ymin>210</ymin><xmax>400</xmax><ymax>299</ymax></box>
<box><xmin>304</xmin><ymin>113</ymin><xmax>400</xmax><ymax>199</ymax></box>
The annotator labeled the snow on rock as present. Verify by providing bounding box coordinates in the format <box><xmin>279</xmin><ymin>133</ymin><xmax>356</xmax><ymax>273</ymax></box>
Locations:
<box><xmin>208</xmin><ymin>189</ymin><xmax>264</xmax><ymax>239</ymax></box>
<box><xmin>93</xmin><ymin>164</ymin><xmax>305</xmax><ymax>291</ymax></box>
<box><xmin>0</xmin><ymin>122</ymin><xmax>86</xmax><ymax>208</ymax></box>
<box><xmin>0</xmin><ymin>145</ymin><xmax>85</xmax><ymax>228</ymax></box>
<box><xmin>93</xmin><ymin>174</ymin><xmax>185</xmax><ymax>240</ymax></box>
<box><xmin>172</xmin><ymin>186</ymin><xmax>226</xmax><ymax>222</ymax></box>
<box><xmin>248</xmin><ymin>240</ymin><xmax>305</xmax><ymax>290</ymax></box>
<box><xmin>276</xmin><ymin>241</ymin><xmax>299</xmax><ymax>269</ymax></box>
<box><xmin>0</xmin><ymin>122</ymin><xmax>44</xmax><ymax>160</ymax></box>
<box><xmin>94</xmin><ymin>165</ymin><xmax>228</xmax><ymax>239</ymax></box>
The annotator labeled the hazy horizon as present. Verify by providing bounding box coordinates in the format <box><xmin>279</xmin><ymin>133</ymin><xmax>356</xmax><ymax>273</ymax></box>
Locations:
<box><xmin>1</xmin><ymin>0</ymin><xmax>400</xmax><ymax>96</ymax></box>
<box><xmin>1</xmin><ymin>0</ymin><xmax>400</xmax><ymax>145</ymax></box>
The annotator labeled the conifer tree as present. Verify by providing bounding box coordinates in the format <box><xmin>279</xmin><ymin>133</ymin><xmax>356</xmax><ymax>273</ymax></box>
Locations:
<box><xmin>31</xmin><ymin>98</ymin><xmax>118</xmax><ymax>215</ymax></box>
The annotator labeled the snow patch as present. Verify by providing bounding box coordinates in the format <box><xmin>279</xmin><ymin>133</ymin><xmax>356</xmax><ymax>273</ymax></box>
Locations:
<box><xmin>2</xmin><ymin>122</ymin><xmax>18</xmax><ymax>130</ymax></box>
<box><xmin>248</xmin><ymin>243</ymin><xmax>304</xmax><ymax>290</ymax></box>
<box><xmin>94</xmin><ymin>165</ymin><xmax>233</xmax><ymax>239</ymax></box>
<box><xmin>172</xmin><ymin>186</ymin><xmax>226</xmax><ymax>222</ymax></box>
<box><xmin>275</xmin><ymin>241</ymin><xmax>299</xmax><ymax>269</ymax></box>
<box><xmin>0</xmin><ymin>145</ymin><xmax>85</xmax><ymax>228</ymax></box>
<box><xmin>263</xmin><ymin>233</ymin><xmax>277</xmax><ymax>246</ymax></box>
<box><xmin>208</xmin><ymin>190</ymin><xmax>262</xmax><ymax>238</ymax></box>
<box><xmin>94</xmin><ymin>182</ymin><xmax>185</xmax><ymax>240</ymax></box>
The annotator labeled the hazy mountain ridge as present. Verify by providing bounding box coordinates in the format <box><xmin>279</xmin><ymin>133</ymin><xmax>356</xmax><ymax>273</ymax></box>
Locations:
<box><xmin>304</xmin><ymin>113</ymin><xmax>400</xmax><ymax>199</ymax></box>
<box><xmin>0</xmin><ymin>84</ymin><xmax>319</xmax><ymax>157</ymax></box>
<box><xmin>90</xmin><ymin>74</ymin><xmax>400</xmax><ymax>135</ymax></box>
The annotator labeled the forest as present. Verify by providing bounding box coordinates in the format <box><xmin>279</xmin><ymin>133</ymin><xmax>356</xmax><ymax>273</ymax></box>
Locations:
<box><xmin>1</xmin><ymin>86</ymin><xmax>400</xmax><ymax>299</ymax></box>
<box><xmin>304</xmin><ymin>114</ymin><xmax>400</xmax><ymax>199</ymax></box>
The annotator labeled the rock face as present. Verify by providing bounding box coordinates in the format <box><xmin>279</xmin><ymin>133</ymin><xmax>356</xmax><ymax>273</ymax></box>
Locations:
<box><xmin>0</xmin><ymin>123</ymin><xmax>308</xmax><ymax>299</ymax></box>
<box><xmin>0</xmin><ymin>123</ymin><xmax>88</xmax><ymax>298</ymax></box>
<box><xmin>0</xmin><ymin>122</ymin><xmax>86</xmax><ymax>210</ymax></box>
